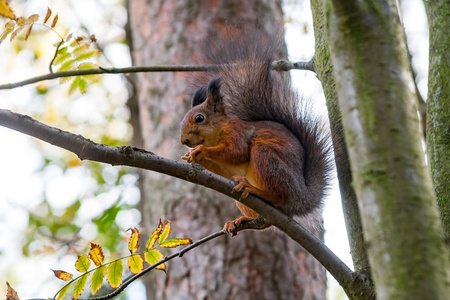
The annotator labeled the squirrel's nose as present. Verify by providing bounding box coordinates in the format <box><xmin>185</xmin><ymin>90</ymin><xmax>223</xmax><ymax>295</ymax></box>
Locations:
<box><xmin>181</xmin><ymin>138</ymin><xmax>189</xmax><ymax>145</ymax></box>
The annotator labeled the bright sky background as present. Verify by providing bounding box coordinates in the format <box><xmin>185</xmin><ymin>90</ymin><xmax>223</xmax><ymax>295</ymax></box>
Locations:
<box><xmin>0</xmin><ymin>0</ymin><xmax>428</xmax><ymax>299</ymax></box>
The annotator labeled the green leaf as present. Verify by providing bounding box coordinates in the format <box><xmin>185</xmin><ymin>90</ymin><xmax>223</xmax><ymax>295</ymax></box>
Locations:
<box><xmin>52</xmin><ymin>52</ymin><xmax>72</xmax><ymax>65</ymax></box>
<box><xmin>75</xmin><ymin>254</ymin><xmax>91</xmax><ymax>272</ymax></box>
<box><xmin>91</xmin><ymin>265</ymin><xmax>106</xmax><ymax>295</ymax></box>
<box><xmin>58</xmin><ymin>58</ymin><xmax>75</xmax><ymax>72</ymax></box>
<box><xmin>144</xmin><ymin>249</ymin><xmax>165</xmax><ymax>271</ymax></box>
<box><xmin>128</xmin><ymin>254</ymin><xmax>144</xmax><ymax>274</ymax></box>
<box><xmin>106</xmin><ymin>260</ymin><xmax>123</xmax><ymax>289</ymax></box>
<box><xmin>159</xmin><ymin>238</ymin><xmax>192</xmax><ymax>248</ymax></box>
<box><xmin>75</xmin><ymin>49</ymin><xmax>98</xmax><ymax>61</ymax></box>
<box><xmin>56</xmin><ymin>282</ymin><xmax>72</xmax><ymax>300</ymax></box>
<box><xmin>73</xmin><ymin>273</ymin><xmax>89</xmax><ymax>299</ymax></box>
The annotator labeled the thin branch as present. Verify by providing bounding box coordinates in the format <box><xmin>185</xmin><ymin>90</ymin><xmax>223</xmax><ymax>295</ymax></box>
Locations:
<box><xmin>0</xmin><ymin>109</ymin><xmax>370</xmax><ymax>294</ymax></box>
<box><xmin>0</xmin><ymin>60</ymin><xmax>314</xmax><ymax>90</ymax></box>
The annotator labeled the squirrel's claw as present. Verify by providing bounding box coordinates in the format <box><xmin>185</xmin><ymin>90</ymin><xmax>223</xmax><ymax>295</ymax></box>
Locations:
<box><xmin>232</xmin><ymin>176</ymin><xmax>254</xmax><ymax>198</ymax></box>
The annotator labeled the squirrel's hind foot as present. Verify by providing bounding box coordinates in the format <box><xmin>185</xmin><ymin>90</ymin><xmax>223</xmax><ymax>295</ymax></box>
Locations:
<box><xmin>223</xmin><ymin>215</ymin><xmax>270</xmax><ymax>236</ymax></box>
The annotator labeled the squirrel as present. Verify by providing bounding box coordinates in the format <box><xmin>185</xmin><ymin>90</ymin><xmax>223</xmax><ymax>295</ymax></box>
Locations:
<box><xmin>180</xmin><ymin>29</ymin><xmax>333</xmax><ymax>235</ymax></box>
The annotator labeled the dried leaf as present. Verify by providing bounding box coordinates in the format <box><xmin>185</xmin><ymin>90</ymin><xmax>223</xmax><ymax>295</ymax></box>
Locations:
<box><xmin>159</xmin><ymin>238</ymin><xmax>192</xmax><ymax>248</ymax></box>
<box><xmin>44</xmin><ymin>7</ymin><xmax>52</xmax><ymax>24</ymax></box>
<box><xmin>89</xmin><ymin>243</ymin><xmax>104</xmax><ymax>266</ymax></box>
<box><xmin>75</xmin><ymin>254</ymin><xmax>91</xmax><ymax>272</ymax></box>
<box><xmin>91</xmin><ymin>265</ymin><xmax>106</xmax><ymax>295</ymax></box>
<box><xmin>65</xmin><ymin>32</ymin><xmax>73</xmax><ymax>42</ymax></box>
<box><xmin>51</xmin><ymin>14</ymin><xmax>58</xmax><ymax>28</ymax></box>
<box><xmin>73</xmin><ymin>273</ymin><xmax>89</xmax><ymax>299</ymax></box>
<box><xmin>24</xmin><ymin>24</ymin><xmax>33</xmax><ymax>41</ymax></box>
<box><xmin>144</xmin><ymin>249</ymin><xmax>165</xmax><ymax>271</ymax></box>
<box><xmin>128</xmin><ymin>254</ymin><xmax>144</xmax><ymax>274</ymax></box>
<box><xmin>159</xmin><ymin>220</ymin><xmax>172</xmax><ymax>244</ymax></box>
<box><xmin>0</xmin><ymin>1</ymin><xmax>16</xmax><ymax>20</ymax></box>
<box><xmin>26</xmin><ymin>14</ymin><xmax>39</xmax><ymax>24</ymax></box>
<box><xmin>56</xmin><ymin>282</ymin><xmax>72</xmax><ymax>300</ymax></box>
<box><xmin>6</xmin><ymin>282</ymin><xmax>20</xmax><ymax>300</ymax></box>
<box><xmin>106</xmin><ymin>260</ymin><xmax>123</xmax><ymax>289</ymax></box>
<box><xmin>128</xmin><ymin>227</ymin><xmax>140</xmax><ymax>253</ymax></box>
<box><xmin>146</xmin><ymin>220</ymin><xmax>163</xmax><ymax>249</ymax></box>
<box><xmin>52</xmin><ymin>269</ymin><xmax>74</xmax><ymax>281</ymax></box>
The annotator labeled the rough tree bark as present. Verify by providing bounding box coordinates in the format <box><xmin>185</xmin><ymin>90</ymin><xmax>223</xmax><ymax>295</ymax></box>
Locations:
<box><xmin>327</xmin><ymin>0</ymin><xmax>450</xmax><ymax>299</ymax></box>
<box><xmin>426</xmin><ymin>0</ymin><xmax>450</xmax><ymax>248</ymax></box>
<box><xmin>127</xmin><ymin>0</ymin><xmax>326</xmax><ymax>299</ymax></box>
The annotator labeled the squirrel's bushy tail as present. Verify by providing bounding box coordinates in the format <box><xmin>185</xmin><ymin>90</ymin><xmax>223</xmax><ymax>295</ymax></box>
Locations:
<box><xmin>194</xmin><ymin>27</ymin><xmax>334</xmax><ymax>216</ymax></box>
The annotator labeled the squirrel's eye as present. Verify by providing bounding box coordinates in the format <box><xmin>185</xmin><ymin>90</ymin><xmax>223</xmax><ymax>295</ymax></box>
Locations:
<box><xmin>194</xmin><ymin>114</ymin><xmax>205</xmax><ymax>123</ymax></box>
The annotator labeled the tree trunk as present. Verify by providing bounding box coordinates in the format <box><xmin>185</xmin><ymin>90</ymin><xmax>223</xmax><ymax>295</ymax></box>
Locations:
<box><xmin>327</xmin><ymin>0</ymin><xmax>450</xmax><ymax>299</ymax></box>
<box><xmin>426</xmin><ymin>0</ymin><xmax>450</xmax><ymax>249</ymax></box>
<box><xmin>127</xmin><ymin>0</ymin><xmax>326</xmax><ymax>299</ymax></box>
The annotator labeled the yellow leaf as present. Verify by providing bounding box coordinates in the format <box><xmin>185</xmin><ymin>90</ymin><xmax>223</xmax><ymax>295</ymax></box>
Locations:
<box><xmin>0</xmin><ymin>1</ymin><xmax>16</xmax><ymax>20</ymax></box>
<box><xmin>146</xmin><ymin>219</ymin><xmax>163</xmax><ymax>249</ymax></box>
<box><xmin>128</xmin><ymin>227</ymin><xmax>140</xmax><ymax>253</ymax></box>
<box><xmin>6</xmin><ymin>282</ymin><xmax>20</xmax><ymax>300</ymax></box>
<box><xmin>24</xmin><ymin>24</ymin><xmax>33</xmax><ymax>41</ymax></box>
<box><xmin>0</xmin><ymin>27</ymin><xmax>13</xmax><ymax>44</ymax></box>
<box><xmin>5</xmin><ymin>20</ymin><xmax>15</xmax><ymax>28</ymax></box>
<box><xmin>16</xmin><ymin>17</ymin><xmax>25</xmax><ymax>26</ymax></box>
<box><xmin>56</xmin><ymin>282</ymin><xmax>72</xmax><ymax>300</ymax></box>
<box><xmin>52</xmin><ymin>269</ymin><xmax>74</xmax><ymax>281</ymax></box>
<box><xmin>73</xmin><ymin>273</ymin><xmax>89</xmax><ymax>299</ymax></box>
<box><xmin>159</xmin><ymin>220</ymin><xmax>172</xmax><ymax>244</ymax></box>
<box><xmin>26</xmin><ymin>14</ymin><xmax>39</xmax><ymax>24</ymax></box>
<box><xmin>128</xmin><ymin>254</ymin><xmax>144</xmax><ymax>274</ymax></box>
<box><xmin>159</xmin><ymin>238</ymin><xmax>192</xmax><ymax>248</ymax></box>
<box><xmin>10</xmin><ymin>25</ymin><xmax>24</xmax><ymax>41</ymax></box>
<box><xmin>144</xmin><ymin>249</ymin><xmax>165</xmax><ymax>271</ymax></box>
<box><xmin>51</xmin><ymin>14</ymin><xmax>58</xmax><ymax>28</ymax></box>
<box><xmin>106</xmin><ymin>260</ymin><xmax>123</xmax><ymax>289</ymax></box>
<box><xmin>91</xmin><ymin>265</ymin><xmax>106</xmax><ymax>295</ymax></box>
<box><xmin>44</xmin><ymin>7</ymin><xmax>52</xmax><ymax>24</ymax></box>
<box><xmin>75</xmin><ymin>254</ymin><xmax>91</xmax><ymax>273</ymax></box>
<box><xmin>89</xmin><ymin>243</ymin><xmax>104</xmax><ymax>266</ymax></box>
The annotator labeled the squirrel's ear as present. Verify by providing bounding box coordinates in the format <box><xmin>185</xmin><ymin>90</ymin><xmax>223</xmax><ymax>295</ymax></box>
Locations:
<box><xmin>191</xmin><ymin>86</ymin><xmax>207</xmax><ymax>107</ymax></box>
<box><xmin>207</xmin><ymin>78</ymin><xmax>223</xmax><ymax>112</ymax></box>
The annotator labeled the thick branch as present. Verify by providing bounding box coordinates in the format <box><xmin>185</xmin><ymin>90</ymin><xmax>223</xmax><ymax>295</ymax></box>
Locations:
<box><xmin>0</xmin><ymin>60</ymin><xmax>313</xmax><ymax>90</ymax></box>
<box><xmin>0</xmin><ymin>108</ymin><xmax>370</xmax><ymax>294</ymax></box>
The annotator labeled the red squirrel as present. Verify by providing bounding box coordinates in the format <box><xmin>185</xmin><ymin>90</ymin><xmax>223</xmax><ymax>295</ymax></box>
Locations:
<box><xmin>180</xmin><ymin>30</ymin><xmax>332</xmax><ymax>234</ymax></box>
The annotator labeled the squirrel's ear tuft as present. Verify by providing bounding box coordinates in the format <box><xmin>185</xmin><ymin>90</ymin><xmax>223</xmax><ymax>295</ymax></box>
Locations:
<box><xmin>207</xmin><ymin>78</ymin><xmax>222</xmax><ymax>109</ymax></box>
<box><xmin>191</xmin><ymin>86</ymin><xmax>207</xmax><ymax>107</ymax></box>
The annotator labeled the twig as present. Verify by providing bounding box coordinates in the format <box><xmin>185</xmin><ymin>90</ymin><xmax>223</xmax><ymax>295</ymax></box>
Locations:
<box><xmin>0</xmin><ymin>60</ymin><xmax>314</xmax><ymax>90</ymax></box>
<box><xmin>0</xmin><ymin>109</ymin><xmax>370</xmax><ymax>295</ymax></box>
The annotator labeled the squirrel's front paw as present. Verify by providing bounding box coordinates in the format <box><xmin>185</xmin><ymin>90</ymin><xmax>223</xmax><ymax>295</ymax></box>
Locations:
<box><xmin>223</xmin><ymin>216</ymin><xmax>254</xmax><ymax>236</ymax></box>
<box><xmin>182</xmin><ymin>145</ymin><xmax>204</xmax><ymax>163</ymax></box>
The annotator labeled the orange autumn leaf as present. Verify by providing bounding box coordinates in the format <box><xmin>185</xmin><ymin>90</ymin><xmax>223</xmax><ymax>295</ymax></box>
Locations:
<box><xmin>51</xmin><ymin>14</ymin><xmax>58</xmax><ymax>28</ymax></box>
<box><xmin>6</xmin><ymin>282</ymin><xmax>20</xmax><ymax>300</ymax></box>
<box><xmin>44</xmin><ymin>7</ymin><xmax>52</xmax><ymax>24</ymax></box>
<box><xmin>89</xmin><ymin>243</ymin><xmax>104</xmax><ymax>266</ymax></box>
<box><xmin>52</xmin><ymin>269</ymin><xmax>73</xmax><ymax>281</ymax></box>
